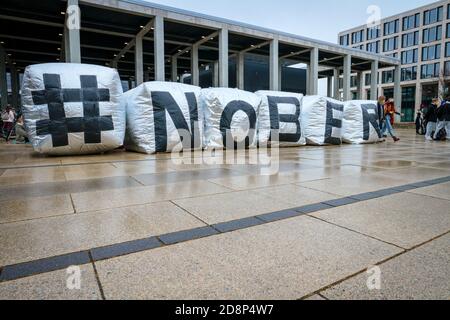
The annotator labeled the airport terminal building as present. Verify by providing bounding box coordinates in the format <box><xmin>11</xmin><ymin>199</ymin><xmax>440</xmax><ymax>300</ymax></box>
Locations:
<box><xmin>338</xmin><ymin>0</ymin><xmax>450</xmax><ymax>122</ymax></box>
<box><xmin>1</xmin><ymin>0</ymin><xmax>400</xmax><ymax>112</ymax></box>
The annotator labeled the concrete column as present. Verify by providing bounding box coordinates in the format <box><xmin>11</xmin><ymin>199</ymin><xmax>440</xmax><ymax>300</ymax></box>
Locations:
<box><xmin>269</xmin><ymin>38</ymin><xmax>279</xmax><ymax>91</ymax></box>
<box><xmin>66</xmin><ymin>0</ymin><xmax>81</xmax><ymax>63</ymax></box>
<box><xmin>218</xmin><ymin>28</ymin><xmax>229</xmax><ymax>87</ymax></box>
<box><xmin>0</xmin><ymin>48</ymin><xmax>7</xmax><ymax>110</ymax></box>
<box><xmin>333</xmin><ymin>68</ymin><xmax>340</xmax><ymax>100</ymax></box>
<box><xmin>343</xmin><ymin>54</ymin><xmax>352</xmax><ymax>101</ymax></box>
<box><xmin>191</xmin><ymin>44</ymin><xmax>199</xmax><ymax>86</ymax></box>
<box><xmin>154</xmin><ymin>15</ymin><xmax>165</xmax><ymax>82</ymax></box>
<box><xmin>171</xmin><ymin>56</ymin><xmax>178</xmax><ymax>82</ymax></box>
<box><xmin>236</xmin><ymin>52</ymin><xmax>245</xmax><ymax>90</ymax></box>
<box><xmin>309</xmin><ymin>47</ymin><xmax>319</xmax><ymax>95</ymax></box>
<box><xmin>305</xmin><ymin>65</ymin><xmax>310</xmax><ymax>95</ymax></box>
<box><xmin>415</xmin><ymin>81</ymin><xmax>422</xmax><ymax>112</ymax></box>
<box><xmin>370</xmin><ymin>60</ymin><xmax>378</xmax><ymax>101</ymax></box>
<box><xmin>327</xmin><ymin>76</ymin><xmax>333</xmax><ymax>97</ymax></box>
<box><xmin>213</xmin><ymin>61</ymin><xmax>219</xmax><ymax>87</ymax></box>
<box><xmin>135</xmin><ymin>34</ymin><xmax>144</xmax><ymax>85</ymax></box>
<box><xmin>278</xmin><ymin>60</ymin><xmax>283</xmax><ymax>91</ymax></box>
<box><xmin>356</xmin><ymin>72</ymin><xmax>364</xmax><ymax>99</ymax></box>
<box><xmin>63</xmin><ymin>33</ymin><xmax>70</xmax><ymax>62</ymax></box>
<box><xmin>11</xmin><ymin>67</ymin><xmax>19</xmax><ymax>110</ymax></box>
<box><xmin>394</xmin><ymin>65</ymin><xmax>402</xmax><ymax>119</ymax></box>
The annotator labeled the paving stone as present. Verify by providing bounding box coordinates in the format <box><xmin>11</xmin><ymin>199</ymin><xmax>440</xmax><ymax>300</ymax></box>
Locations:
<box><xmin>312</xmin><ymin>193</ymin><xmax>450</xmax><ymax>249</ymax></box>
<box><xmin>322</xmin><ymin>233</ymin><xmax>450</xmax><ymax>300</ymax></box>
<box><xmin>95</xmin><ymin>216</ymin><xmax>401</xmax><ymax>299</ymax></box>
<box><xmin>0</xmin><ymin>264</ymin><xmax>101</xmax><ymax>300</ymax></box>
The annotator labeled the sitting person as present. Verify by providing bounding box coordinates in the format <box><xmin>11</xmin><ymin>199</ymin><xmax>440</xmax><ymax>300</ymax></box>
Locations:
<box><xmin>14</xmin><ymin>115</ymin><xmax>28</xmax><ymax>144</ymax></box>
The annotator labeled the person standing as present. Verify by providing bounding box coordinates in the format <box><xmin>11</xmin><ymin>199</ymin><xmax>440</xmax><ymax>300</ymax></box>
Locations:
<box><xmin>383</xmin><ymin>98</ymin><xmax>400</xmax><ymax>142</ymax></box>
<box><xmin>424</xmin><ymin>98</ymin><xmax>439</xmax><ymax>141</ymax></box>
<box><xmin>1</xmin><ymin>105</ymin><xmax>15</xmax><ymax>141</ymax></box>
<box><xmin>377</xmin><ymin>96</ymin><xmax>386</xmax><ymax>135</ymax></box>
<box><xmin>433</xmin><ymin>96</ymin><xmax>450</xmax><ymax>140</ymax></box>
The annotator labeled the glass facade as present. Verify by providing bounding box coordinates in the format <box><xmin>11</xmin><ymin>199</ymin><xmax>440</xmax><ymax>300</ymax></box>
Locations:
<box><xmin>367</xmin><ymin>27</ymin><xmax>380</xmax><ymax>40</ymax></box>
<box><xmin>382</xmin><ymin>70</ymin><xmax>394</xmax><ymax>83</ymax></box>
<box><xmin>402</xmin><ymin>31</ymin><xmax>419</xmax><ymax>48</ymax></box>
<box><xmin>338</xmin><ymin>2</ymin><xmax>450</xmax><ymax>122</ymax></box>
<box><xmin>383</xmin><ymin>37</ymin><xmax>398</xmax><ymax>52</ymax></box>
<box><xmin>351</xmin><ymin>30</ymin><xmax>364</xmax><ymax>44</ymax></box>
<box><xmin>384</xmin><ymin>20</ymin><xmax>399</xmax><ymax>36</ymax></box>
<box><xmin>401</xmin><ymin>49</ymin><xmax>418</xmax><ymax>64</ymax></box>
<box><xmin>401</xmin><ymin>66</ymin><xmax>418</xmax><ymax>81</ymax></box>
<box><xmin>401</xmin><ymin>87</ymin><xmax>416</xmax><ymax>122</ymax></box>
<box><xmin>423</xmin><ymin>25</ymin><xmax>442</xmax><ymax>43</ymax></box>
<box><xmin>422</xmin><ymin>44</ymin><xmax>441</xmax><ymax>61</ymax></box>
<box><xmin>423</xmin><ymin>6</ymin><xmax>443</xmax><ymax>25</ymax></box>
<box><xmin>366</xmin><ymin>41</ymin><xmax>379</xmax><ymax>53</ymax></box>
<box><xmin>403</xmin><ymin>13</ymin><xmax>421</xmax><ymax>31</ymax></box>
<box><xmin>421</xmin><ymin>63</ymin><xmax>440</xmax><ymax>79</ymax></box>
<box><xmin>340</xmin><ymin>34</ymin><xmax>349</xmax><ymax>46</ymax></box>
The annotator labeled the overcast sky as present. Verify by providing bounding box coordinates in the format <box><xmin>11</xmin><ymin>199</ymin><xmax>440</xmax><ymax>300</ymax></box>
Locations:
<box><xmin>143</xmin><ymin>0</ymin><xmax>438</xmax><ymax>43</ymax></box>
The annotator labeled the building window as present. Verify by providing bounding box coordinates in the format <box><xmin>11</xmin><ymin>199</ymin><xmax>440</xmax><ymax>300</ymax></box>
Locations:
<box><xmin>351</xmin><ymin>30</ymin><xmax>364</xmax><ymax>44</ymax></box>
<box><xmin>401</xmin><ymin>66</ymin><xmax>417</xmax><ymax>81</ymax></box>
<box><xmin>403</xmin><ymin>13</ymin><xmax>420</xmax><ymax>31</ymax></box>
<box><xmin>423</xmin><ymin>6</ymin><xmax>443</xmax><ymax>25</ymax></box>
<box><xmin>365</xmin><ymin>74</ymin><xmax>371</xmax><ymax>86</ymax></box>
<box><xmin>423</xmin><ymin>25</ymin><xmax>442</xmax><ymax>43</ymax></box>
<box><xmin>421</xmin><ymin>63</ymin><xmax>440</xmax><ymax>79</ymax></box>
<box><xmin>383</xmin><ymin>37</ymin><xmax>398</xmax><ymax>52</ymax></box>
<box><xmin>422</xmin><ymin>44</ymin><xmax>441</xmax><ymax>61</ymax></box>
<box><xmin>367</xmin><ymin>27</ymin><xmax>380</xmax><ymax>40</ymax></box>
<box><xmin>402</xmin><ymin>31</ymin><xmax>419</xmax><ymax>48</ymax></box>
<box><xmin>382</xmin><ymin>70</ymin><xmax>394</xmax><ymax>83</ymax></box>
<box><xmin>446</xmin><ymin>42</ymin><xmax>450</xmax><ymax>57</ymax></box>
<box><xmin>445</xmin><ymin>61</ymin><xmax>450</xmax><ymax>76</ymax></box>
<box><xmin>366</xmin><ymin>41</ymin><xmax>379</xmax><ymax>53</ymax></box>
<box><xmin>401</xmin><ymin>49</ymin><xmax>418</xmax><ymax>64</ymax></box>
<box><xmin>384</xmin><ymin>20</ymin><xmax>399</xmax><ymax>36</ymax></box>
<box><xmin>448</xmin><ymin>4</ymin><xmax>450</xmax><ymax>19</ymax></box>
<box><xmin>340</xmin><ymin>34</ymin><xmax>349</xmax><ymax>46</ymax></box>
<box><xmin>447</xmin><ymin>23</ymin><xmax>450</xmax><ymax>38</ymax></box>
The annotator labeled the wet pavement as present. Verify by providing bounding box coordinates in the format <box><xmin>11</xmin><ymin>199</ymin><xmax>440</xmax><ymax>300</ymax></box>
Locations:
<box><xmin>0</xmin><ymin>129</ymin><xmax>449</xmax><ymax>300</ymax></box>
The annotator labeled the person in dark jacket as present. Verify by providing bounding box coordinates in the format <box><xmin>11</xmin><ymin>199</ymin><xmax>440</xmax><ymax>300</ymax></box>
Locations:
<box><xmin>424</xmin><ymin>98</ymin><xmax>439</xmax><ymax>140</ymax></box>
<box><xmin>433</xmin><ymin>96</ymin><xmax>450</xmax><ymax>140</ymax></box>
<box><xmin>377</xmin><ymin>96</ymin><xmax>386</xmax><ymax>135</ymax></box>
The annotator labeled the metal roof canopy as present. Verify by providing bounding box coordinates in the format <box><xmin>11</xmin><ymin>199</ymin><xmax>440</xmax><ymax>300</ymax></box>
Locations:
<box><xmin>0</xmin><ymin>0</ymin><xmax>400</xmax><ymax>81</ymax></box>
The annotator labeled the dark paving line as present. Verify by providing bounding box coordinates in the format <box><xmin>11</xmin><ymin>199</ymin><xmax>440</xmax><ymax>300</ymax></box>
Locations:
<box><xmin>1</xmin><ymin>175</ymin><xmax>449</xmax><ymax>283</ymax></box>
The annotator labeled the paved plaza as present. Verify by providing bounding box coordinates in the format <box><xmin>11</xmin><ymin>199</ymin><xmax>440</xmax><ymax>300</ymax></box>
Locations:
<box><xmin>0</xmin><ymin>129</ymin><xmax>449</xmax><ymax>300</ymax></box>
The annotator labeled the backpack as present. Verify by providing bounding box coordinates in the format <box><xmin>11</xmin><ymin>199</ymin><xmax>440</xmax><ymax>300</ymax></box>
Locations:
<box><xmin>1</xmin><ymin>111</ymin><xmax>9</xmax><ymax>121</ymax></box>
